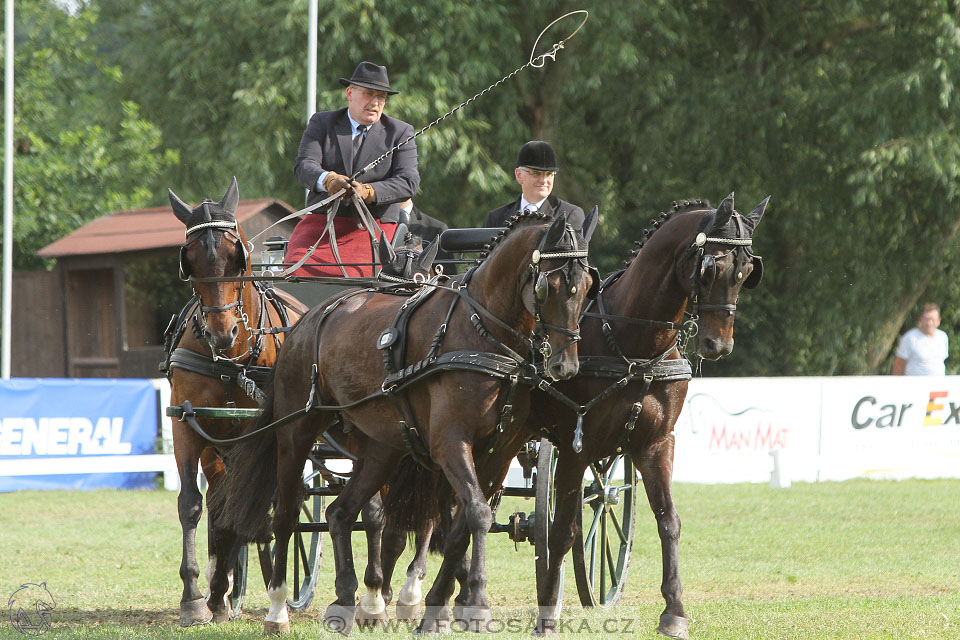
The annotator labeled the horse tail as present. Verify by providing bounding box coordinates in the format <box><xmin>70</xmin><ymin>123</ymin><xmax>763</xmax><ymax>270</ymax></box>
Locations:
<box><xmin>382</xmin><ymin>456</ymin><xmax>446</xmax><ymax>543</ymax></box>
<box><xmin>208</xmin><ymin>391</ymin><xmax>278</xmax><ymax>545</ymax></box>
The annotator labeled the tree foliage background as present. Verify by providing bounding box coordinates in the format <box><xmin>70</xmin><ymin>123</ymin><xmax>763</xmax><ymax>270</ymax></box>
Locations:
<box><xmin>3</xmin><ymin>0</ymin><xmax>960</xmax><ymax>376</ymax></box>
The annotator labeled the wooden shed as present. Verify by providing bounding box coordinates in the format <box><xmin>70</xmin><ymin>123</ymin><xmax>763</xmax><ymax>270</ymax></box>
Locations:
<box><xmin>16</xmin><ymin>199</ymin><xmax>298</xmax><ymax>379</ymax></box>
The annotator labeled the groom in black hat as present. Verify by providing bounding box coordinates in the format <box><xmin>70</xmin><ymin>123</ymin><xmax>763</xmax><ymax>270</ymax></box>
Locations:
<box><xmin>484</xmin><ymin>140</ymin><xmax>584</xmax><ymax>228</ymax></box>
<box><xmin>288</xmin><ymin>61</ymin><xmax>420</xmax><ymax>275</ymax></box>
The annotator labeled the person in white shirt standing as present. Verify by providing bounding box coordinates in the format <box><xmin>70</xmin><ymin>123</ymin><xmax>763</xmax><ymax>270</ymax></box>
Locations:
<box><xmin>893</xmin><ymin>303</ymin><xmax>949</xmax><ymax>375</ymax></box>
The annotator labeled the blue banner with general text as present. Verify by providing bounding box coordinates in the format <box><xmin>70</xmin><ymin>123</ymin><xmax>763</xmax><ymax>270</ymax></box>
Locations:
<box><xmin>0</xmin><ymin>378</ymin><xmax>159</xmax><ymax>491</ymax></box>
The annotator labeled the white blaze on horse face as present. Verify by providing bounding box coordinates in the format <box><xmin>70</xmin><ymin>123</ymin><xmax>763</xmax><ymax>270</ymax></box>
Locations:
<box><xmin>398</xmin><ymin>573</ymin><xmax>424</xmax><ymax>607</ymax></box>
<box><xmin>265</xmin><ymin>583</ymin><xmax>289</xmax><ymax>623</ymax></box>
<box><xmin>359</xmin><ymin>587</ymin><xmax>386</xmax><ymax>616</ymax></box>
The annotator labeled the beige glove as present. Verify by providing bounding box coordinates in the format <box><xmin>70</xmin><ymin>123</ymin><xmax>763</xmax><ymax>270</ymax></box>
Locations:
<box><xmin>322</xmin><ymin>172</ymin><xmax>349</xmax><ymax>193</ymax></box>
<box><xmin>351</xmin><ymin>180</ymin><xmax>375</xmax><ymax>204</ymax></box>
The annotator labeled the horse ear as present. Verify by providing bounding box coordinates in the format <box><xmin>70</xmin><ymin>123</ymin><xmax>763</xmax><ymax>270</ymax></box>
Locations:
<box><xmin>168</xmin><ymin>188</ymin><xmax>193</xmax><ymax>225</ymax></box>
<box><xmin>378</xmin><ymin>232</ymin><xmax>397</xmax><ymax>266</ymax></box>
<box><xmin>714</xmin><ymin>192</ymin><xmax>735</xmax><ymax>226</ymax></box>
<box><xmin>544</xmin><ymin>214</ymin><xmax>567</xmax><ymax>248</ymax></box>
<box><xmin>743</xmin><ymin>196</ymin><xmax>770</xmax><ymax>235</ymax></box>
<box><xmin>581</xmin><ymin>205</ymin><xmax>599</xmax><ymax>243</ymax></box>
<box><xmin>418</xmin><ymin>240</ymin><xmax>440</xmax><ymax>273</ymax></box>
<box><xmin>220</xmin><ymin>176</ymin><xmax>240</xmax><ymax>215</ymax></box>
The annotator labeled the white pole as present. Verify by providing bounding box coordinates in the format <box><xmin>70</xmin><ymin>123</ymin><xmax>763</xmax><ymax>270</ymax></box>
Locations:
<box><xmin>2</xmin><ymin>0</ymin><xmax>14</xmax><ymax>379</ymax></box>
<box><xmin>305</xmin><ymin>0</ymin><xmax>317</xmax><ymax>204</ymax></box>
<box><xmin>307</xmin><ymin>0</ymin><xmax>317</xmax><ymax>123</ymax></box>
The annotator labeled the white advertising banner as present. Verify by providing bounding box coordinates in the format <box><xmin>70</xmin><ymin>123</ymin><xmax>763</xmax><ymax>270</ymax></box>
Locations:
<box><xmin>673</xmin><ymin>377</ymin><xmax>822</xmax><ymax>484</ymax></box>
<box><xmin>671</xmin><ymin>375</ymin><xmax>960</xmax><ymax>484</ymax></box>
<box><xmin>818</xmin><ymin>376</ymin><xmax>960</xmax><ymax>480</ymax></box>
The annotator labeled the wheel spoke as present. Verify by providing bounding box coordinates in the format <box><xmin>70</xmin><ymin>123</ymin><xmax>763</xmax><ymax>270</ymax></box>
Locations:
<box><xmin>604</xmin><ymin>530</ymin><xmax>618</xmax><ymax>582</ymax></box>
<box><xmin>605</xmin><ymin>457</ymin><xmax>621</xmax><ymax>484</ymax></box>
<box><xmin>607</xmin><ymin>508</ymin><xmax>627</xmax><ymax>545</ymax></box>
<box><xmin>584</xmin><ymin>504</ymin><xmax>602</xmax><ymax>549</ymax></box>
<box><xmin>599</xmin><ymin>508</ymin><xmax>608</xmax><ymax>603</ymax></box>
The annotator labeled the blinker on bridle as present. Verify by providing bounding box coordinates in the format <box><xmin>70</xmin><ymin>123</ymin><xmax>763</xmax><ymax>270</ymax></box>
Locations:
<box><xmin>527</xmin><ymin>224</ymin><xmax>591</xmax><ymax>359</ymax></box>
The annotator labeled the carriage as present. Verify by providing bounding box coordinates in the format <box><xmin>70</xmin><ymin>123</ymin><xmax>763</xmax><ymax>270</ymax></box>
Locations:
<box><xmin>163</xmin><ymin>178</ymin><xmax>767</xmax><ymax>638</ymax></box>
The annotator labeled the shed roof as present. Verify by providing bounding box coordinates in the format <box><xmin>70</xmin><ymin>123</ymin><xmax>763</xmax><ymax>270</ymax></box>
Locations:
<box><xmin>37</xmin><ymin>199</ymin><xmax>296</xmax><ymax>258</ymax></box>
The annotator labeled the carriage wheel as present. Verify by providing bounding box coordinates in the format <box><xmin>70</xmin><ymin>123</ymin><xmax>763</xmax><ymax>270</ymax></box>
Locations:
<box><xmin>257</xmin><ymin>453</ymin><xmax>326</xmax><ymax>611</ymax></box>
<box><xmin>572</xmin><ymin>454</ymin><xmax>637</xmax><ymax>607</ymax></box>
<box><xmin>533</xmin><ymin>438</ymin><xmax>565</xmax><ymax>619</ymax></box>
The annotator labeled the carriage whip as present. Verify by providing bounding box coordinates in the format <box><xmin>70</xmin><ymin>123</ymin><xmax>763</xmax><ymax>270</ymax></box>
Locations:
<box><xmin>249</xmin><ymin>10</ymin><xmax>590</xmax><ymax>253</ymax></box>
<box><xmin>350</xmin><ymin>10</ymin><xmax>590</xmax><ymax>181</ymax></box>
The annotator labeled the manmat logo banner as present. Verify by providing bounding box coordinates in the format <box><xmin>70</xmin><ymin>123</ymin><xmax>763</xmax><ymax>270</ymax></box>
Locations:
<box><xmin>0</xmin><ymin>378</ymin><xmax>159</xmax><ymax>491</ymax></box>
<box><xmin>673</xmin><ymin>377</ymin><xmax>822</xmax><ymax>484</ymax></box>
<box><xmin>672</xmin><ymin>376</ymin><xmax>960</xmax><ymax>484</ymax></box>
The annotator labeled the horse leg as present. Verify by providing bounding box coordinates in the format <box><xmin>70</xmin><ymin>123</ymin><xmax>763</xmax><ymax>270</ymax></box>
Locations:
<box><xmin>636</xmin><ymin>438</ymin><xmax>688</xmax><ymax>640</ymax></box>
<box><xmin>534</xmin><ymin>456</ymin><xmax>586</xmax><ymax>636</ymax></box>
<box><xmin>379</xmin><ymin>515</ymin><xmax>407</xmax><ymax>606</ymax></box>
<box><xmin>263</xmin><ymin>421</ymin><xmax>320</xmax><ymax>635</ymax></box>
<box><xmin>202</xmin><ymin>449</ymin><xmax>237</xmax><ymax>623</ymax></box>
<box><xmin>325</xmin><ymin>450</ymin><xmax>400</xmax><ymax>636</ymax></box>
<box><xmin>394</xmin><ymin>520</ymin><xmax>432</xmax><ymax>620</ymax></box>
<box><xmin>356</xmin><ymin>493</ymin><xmax>387</xmax><ymax>628</ymax></box>
<box><xmin>174</xmin><ymin>427</ymin><xmax>213</xmax><ymax>626</ymax></box>
<box><xmin>418</xmin><ymin>509</ymin><xmax>470</xmax><ymax>633</ymax></box>
<box><xmin>424</xmin><ymin>448</ymin><xmax>493</xmax><ymax>633</ymax></box>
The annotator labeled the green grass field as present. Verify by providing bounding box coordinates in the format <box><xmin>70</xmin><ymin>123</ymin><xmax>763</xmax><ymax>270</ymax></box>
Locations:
<box><xmin>2</xmin><ymin>479</ymin><xmax>959</xmax><ymax>639</ymax></box>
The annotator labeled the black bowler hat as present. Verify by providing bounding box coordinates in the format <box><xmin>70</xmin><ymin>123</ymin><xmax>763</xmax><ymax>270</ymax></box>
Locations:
<box><xmin>339</xmin><ymin>61</ymin><xmax>400</xmax><ymax>95</ymax></box>
<box><xmin>516</xmin><ymin>140</ymin><xmax>559</xmax><ymax>172</ymax></box>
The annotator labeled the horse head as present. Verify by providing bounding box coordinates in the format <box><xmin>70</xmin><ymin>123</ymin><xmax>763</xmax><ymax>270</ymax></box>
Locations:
<box><xmin>477</xmin><ymin>208</ymin><xmax>599</xmax><ymax>381</ymax></box>
<box><xmin>169</xmin><ymin>177</ymin><xmax>250</xmax><ymax>353</ymax></box>
<box><xmin>680</xmin><ymin>192</ymin><xmax>769</xmax><ymax>359</ymax></box>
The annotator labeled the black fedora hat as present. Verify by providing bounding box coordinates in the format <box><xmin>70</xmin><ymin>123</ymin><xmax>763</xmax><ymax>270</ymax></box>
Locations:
<box><xmin>516</xmin><ymin>140</ymin><xmax>559</xmax><ymax>172</ymax></box>
<box><xmin>339</xmin><ymin>61</ymin><xmax>399</xmax><ymax>95</ymax></box>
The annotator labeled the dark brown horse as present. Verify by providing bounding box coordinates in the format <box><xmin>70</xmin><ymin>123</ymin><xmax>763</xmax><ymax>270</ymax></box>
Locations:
<box><xmin>164</xmin><ymin>178</ymin><xmax>307</xmax><ymax>625</ymax></box>
<box><xmin>213</xmin><ymin>210</ymin><xmax>597</xmax><ymax>634</ymax></box>
<box><xmin>531</xmin><ymin>193</ymin><xmax>768</xmax><ymax>638</ymax></box>
<box><xmin>377</xmin><ymin>194</ymin><xmax>768</xmax><ymax>638</ymax></box>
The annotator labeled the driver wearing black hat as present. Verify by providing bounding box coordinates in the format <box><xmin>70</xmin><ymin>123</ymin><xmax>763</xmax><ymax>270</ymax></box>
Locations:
<box><xmin>288</xmin><ymin>61</ymin><xmax>420</xmax><ymax>276</ymax></box>
<box><xmin>484</xmin><ymin>140</ymin><xmax>584</xmax><ymax>228</ymax></box>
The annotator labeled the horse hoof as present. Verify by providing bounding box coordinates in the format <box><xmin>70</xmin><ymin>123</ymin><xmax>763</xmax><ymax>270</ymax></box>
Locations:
<box><xmin>210</xmin><ymin>605</ymin><xmax>233</xmax><ymax>624</ymax></box>
<box><xmin>658</xmin><ymin>613</ymin><xmax>689</xmax><ymax>640</ymax></box>
<box><xmin>264</xmin><ymin>620</ymin><xmax>290</xmax><ymax>635</ymax></box>
<box><xmin>533</xmin><ymin>618</ymin><xmax>559</xmax><ymax>636</ymax></box>
<box><xmin>415</xmin><ymin>615</ymin><xmax>451</xmax><ymax>634</ymax></box>
<box><xmin>453</xmin><ymin>606</ymin><xmax>492</xmax><ymax>633</ymax></box>
<box><xmin>396</xmin><ymin>601</ymin><xmax>423</xmax><ymax>621</ymax></box>
<box><xmin>355</xmin><ymin>609</ymin><xmax>386</xmax><ymax>628</ymax></box>
<box><xmin>179</xmin><ymin>598</ymin><xmax>213</xmax><ymax>626</ymax></box>
<box><xmin>324</xmin><ymin>604</ymin><xmax>356</xmax><ymax>636</ymax></box>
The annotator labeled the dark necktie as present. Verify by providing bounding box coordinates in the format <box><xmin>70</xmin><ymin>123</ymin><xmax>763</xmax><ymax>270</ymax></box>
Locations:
<box><xmin>353</xmin><ymin>125</ymin><xmax>367</xmax><ymax>155</ymax></box>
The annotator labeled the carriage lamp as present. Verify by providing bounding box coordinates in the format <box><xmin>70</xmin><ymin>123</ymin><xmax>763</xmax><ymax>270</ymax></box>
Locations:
<box><xmin>261</xmin><ymin>236</ymin><xmax>288</xmax><ymax>274</ymax></box>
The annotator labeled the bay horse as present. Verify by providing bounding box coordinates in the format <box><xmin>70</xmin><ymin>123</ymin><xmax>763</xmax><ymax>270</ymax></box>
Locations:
<box><xmin>213</xmin><ymin>210</ymin><xmax>598</xmax><ymax>634</ymax></box>
<box><xmin>531</xmin><ymin>193</ymin><xmax>769</xmax><ymax>638</ymax></box>
<box><xmin>377</xmin><ymin>194</ymin><xmax>768</xmax><ymax>638</ymax></box>
<box><xmin>163</xmin><ymin>177</ymin><xmax>307</xmax><ymax>625</ymax></box>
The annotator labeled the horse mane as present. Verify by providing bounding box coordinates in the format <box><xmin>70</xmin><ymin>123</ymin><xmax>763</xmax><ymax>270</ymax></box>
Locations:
<box><xmin>472</xmin><ymin>209</ymin><xmax>554</xmax><ymax>265</ymax></box>
<box><xmin>623</xmin><ymin>198</ymin><xmax>711</xmax><ymax>266</ymax></box>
